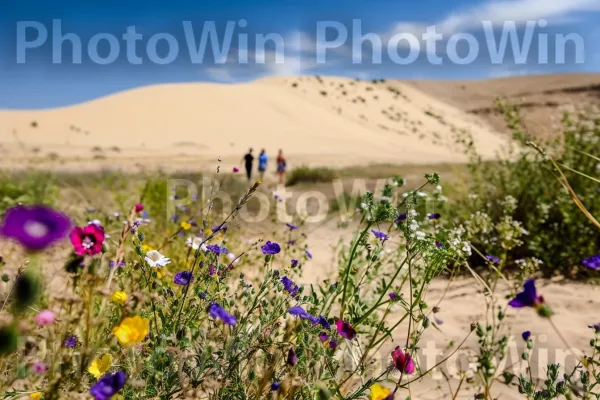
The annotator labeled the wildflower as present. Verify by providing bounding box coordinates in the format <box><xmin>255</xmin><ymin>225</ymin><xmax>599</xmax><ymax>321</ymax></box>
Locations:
<box><xmin>395</xmin><ymin>213</ymin><xmax>407</xmax><ymax>224</ymax></box>
<box><xmin>428</xmin><ymin>213</ymin><xmax>441</xmax><ymax>220</ymax></box>
<box><xmin>369</xmin><ymin>383</ymin><xmax>394</xmax><ymax>400</ymax></box>
<box><xmin>522</xmin><ymin>331</ymin><xmax>531</xmax><ymax>341</ymax></box>
<box><xmin>288</xmin><ymin>240</ymin><xmax>296</xmax><ymax>246</ymax></box>
<box><xmin>0</xmin><ymin>206</ymin><xmax>71</xmax><ymax>251</ymax></box>
<box><xmin>198</xmin><ymin>292</ymin><xmax>207</xmax><ymax>299</ymax></box>
<box><xmin>391</xmin><ymin>346</ymin><xmax>415</xmax><ymax>374</ymax></box>
<box><xmin>90</xmin><ymin>371</ymin><xmax>126</xmax><ymax>400</ymax></box>
<box><xmin>261</xmin><ymin>241</ymin><xmax>281</xmax><ymax>255</ymax></box>
<box><xmin>34</xmin><ymin>310</ymin><xmax>55</xmax><ymax>326</ymax></box>
<box><xmin>287</xmin><ymin>347</ymin><xmax>297</xmax><ymax>366</ymax></box>
<box><xmin>212</xmin><ymin>224</ymin><xmax>227</xmax><ymax>233</ymax></box>
<box><xmin>64</xmin><ymin>334</ymin><xmax>78</xmax><ymax>348</ymax></box>
<box><xmin>329</xmin><ymin>340</ymin><xmax>338</xmax><ymax>349</ymax></box>
<box><xmin>281</xmin><ymin>276</ymin><xmax>299</xmax><ymax>295</ymax></box>
<box><xmin>233</xmin><ymin>167</ymin><xmax>239</xmax><ymax>173</ymax></box>
<box><xmin>305</xmin><ymin>249</ymin><xmax>312</xmax><ymax>259</ymax></box>
<box><xmin>509</xmin><ymin>280</ymin><xmax>552</xmax><ymax>317</ymax></box>
<box><xmin>335</xmin><ymin>320</ymin><xmax>357</xmax><ymax>340</ymax></box>
<box><xmin>486</xmin><ymin>255</ymin><xmax>501</xmax><ymax>264</ymax></box>
<box><xmin>291</xmin><ymin>259</ymin><xmax>299</xmax><ymax>267</ymax></box>
<box><xmin>589</xmin><ymin>323</ymin><xmax>600</xmax><ymax>332</ymax></box>
<box><xmin>208</xmin><ymin>303</ymin><xmax>237</xmax><ymax>325</ymax></box>
<box><xmin>144</xmin><ymin>250</ymin><xmax>171</xmax><ymax>267</ymax></box>
<box><xmin>270</xmin><ymin>382</ymin><xmax>281</xmax><ymax>391</ymax></box>
<box><xmin>316</xmin><ymin>315</ymin><xmax>331</xmax><ymax>330</ymax></box>
<box><xmin>583</xmin><ymin>255</ymin><xmax>600</xmax><ymax>270</ymax></box>
<box><xmin>29</xmin><ymin>392</ymin><xmax>42</xmax><ymax>399</ymax></box>
<box><xmin>70</xmin><ymin>224</ymin><xmax>105</xmax><ymax>256</ymax></box>
<box><xmin>135</xmin><ymin>204</ymin><xmax>144</xmax><ymax>213</ymax></box>
<box><xmin>286</xmin><ymin>223</ymin><xmax>298</xmax><ymax>230</ymax></box>
<box><xmin>32</xmin><ymin>360</ymin><xmax>47</xmax><ymax>374</ymax></box>
<box><xmin>208</xmin><ymin>265</ymin><xmax>216</xmax><ymax>276</ymax></box>
<box><xmin>289</xmin><ymin>306</ymin><xmax>314</xmax><ymax>321</ymax></box>
<box><xmin>435</xmin><ymin>241</ymin><xmax>443</xmax><ymax>248</ymax></box>
<box><xmin>319</xmin><ymin>332</ymin><xmax>329</xmax><ymax>342</ymax></box>
<box><xmin>88</xmin><ymin>219</ymin><xmax>102</xmax><ymax>226</ymax></box>
<box><xmin>88</xmin><ymin>354</ymin><xmax>112</xmax><ymax>378</ymax></box>
<box><xmin>112</xmin><ymin>316</ymin><xmax>149</xmax><ymax>346</ymax></box>
<box><xmin>206</xmin><ymin>244</ymin><xmax>228</xmax><ymax>254</ymax></box>
<box><xmin>174</xmin><ymin>271</ymin><xmax>193</xmax><ymax>286</ymax></box>
<box><xmin>371</xmin><ymin>229</ymin><xmax>389</xmax><ymax>241</ymax></box>
<box><xmin>186</xmin><ymin>236</ymin><xmax>206</xmax><ymax>251</ymax></box>
<box><xmin>389</xmin><ymin>292</ymin><xmax>399</xmax><ymax>302</ymax></box>
<box><xmin>110</xmin><ymin>291</ymin><xmax>127</xmax><ymax>305</ymax></box>
<box><xmin>180</xmin><ymin>221</ymin><xmax>192</xmax><ymax>230</ymax></box>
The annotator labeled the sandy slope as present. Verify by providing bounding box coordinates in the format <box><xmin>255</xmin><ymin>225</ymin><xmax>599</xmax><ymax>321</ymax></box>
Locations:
<box><xmin>0</xmin><ymin>76</ymin><xmax>507</xmax><ymax>170</ymax></box>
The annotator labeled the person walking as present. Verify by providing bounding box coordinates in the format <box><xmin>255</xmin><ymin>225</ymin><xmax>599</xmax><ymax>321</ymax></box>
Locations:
<box><xmin>276</xmin><ymin>149</ymin><xmax>287</xmax><ymax>185</ymax></box>
<box><xmin>242</xmin><ymin>148</ymin><xmax>254</xmax><ymax>181</ymax></box>
<box><xmin>258</xmin><ymin>149</ymin><xmax>268</xmax><ymax>180</ymax></box>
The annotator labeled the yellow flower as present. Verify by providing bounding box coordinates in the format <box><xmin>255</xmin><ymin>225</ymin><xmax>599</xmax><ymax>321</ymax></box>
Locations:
<box><xmin>29</xmin><ymin>392</ymin><xmax>42</xmax><ymax>400</ymax></box>
<box><xmin>142</xmin><ymin>244</ymin><xmax>152</xmax><ymax>253</ymax></box>
<box><xmin>110</xmin><ymin>291</ymin><xmax>127</xmax><ymax>305</ymax></box>
<box><xmin>113</xmin><ymin>316</ymin><xmax>149</xmax><ymax>346</ymax></box>
<box><xmin>181</xmin><ymin>221</ymin><xmax>192</xmax><ymax>230</ymax></box>
<box><xmin>156</xmin><ymin>267</ymin><xmax>164</xmax><ymax>279</ymax></box>
<box><xmin>204</xmin><ymin>228</ymin><xmax>213</xmax><ymax>237</ymax></box>
<box><xmin>88</xmin><ymin>354</ymin><xmax>112</xmax><ymax>378</ymax></box>
<box><xmin>369</xmin><ymin>384</ymin><xmax>392</xmax><ymax>400</ymax></box>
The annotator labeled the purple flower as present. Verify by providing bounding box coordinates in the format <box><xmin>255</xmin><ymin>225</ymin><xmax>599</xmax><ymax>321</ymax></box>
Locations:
<box><xmin>261</xmin><ymin>241</ymin><xmax>281</xmax><ymax>255</ymax></box>
<box><xmin>336</xmin><ymin>320</ymin><xmax>357</xmax><ymax>340</ymax></box>
<box><xmin>305</xmin><ymin>249</ymin><xmax>312</xmax><ymax>259</ymax></box>
<box><xmin>208</xmin><ymin>303</ymin><xmax>237</xmax><ymax>325</ymax></box>
<box><xmin>208</xmin><ymin>265</ymin><xmax>216</xmax><ymax>276</ymax></box>
<box><xmin>588</xmin><ymin>323</ymin><xmax>600</xmax><ymax>332</ymax></box>
<box><xmin>281</xmin><ymin>276</ymin><xmax>299</xmax><ymax>295</ymax></box>
<box><xmin>212</xmin><ymin>224</ymin><xmax>227</xmax><ymax>233</ymax></box>
<box><xmin>389</xmin><ymin>292</ymin><xmax>399</xmax><ymax>302</ymax></box>
<box><xmin>0</xmin><ymin>206</ymin><xmax>71</xmax><ymax>252</ymax></box>
<box><xmin>316</xmin><ymin>315</ymin><xmax>331</xmax><ymax>330</ymax></box>
<box><xmin>90</xmin><ymin>371</ymin><xmax>126</xmax><ymax>400</ymax></box>
<box><xmin>371</xmin><ymin>229</ymin><xmax>389</xmax><ymax>241</ymax></box>
<box><xmin>286</xmin><ymin>223</ymin><xmax>298</xmax><ymax>230</ymax></box>
<box><xmin>32</xmin><ymin>360</ymin><xmax>47</xmax><ymax>374</ymax></box>
<box><xmin>64</xmin><ymin>335</ymin><xmax>77</xmax><ymax>348</ymax></box>
<box><xmin>287</xmin><ymin>347</ymin><xmax>297</xmax><ymax>366</ymax></box>
<box><xmin>291</xmin><ymin>259</ymin><xmax>299</xmax><ymax>268</ymax></box>
<box><xmin>435</xmin><ymin>241</ymin><xmax>443</xmax><ymax>248</ymax></box>
<box><xmin>486</xmin><ymin>255</ymin><xmax>501</xmax><ymax>264</ymax></box>
<box><xmin>206</xmin><ymin>244</ymin><xmax>228</xmax><ymax>254</ymax></box>
<box><xmin>583</xmin><ymin>255</ymin><xmax>600</xmax><ymax>270</ymax></box>
<box><xmin>391</xmin><ymin>347</ymin><xmax>415</xmax><ymax>374</ymax></box>
<box><xmin>288</xmin><ymin>240</ymin><xmax>296</xmax><ymax>246</ymax></box>
<box><xmin>289</xmin><ymin>306</ymin><xmax>314</xmax><ymax>321</ymax></box>
<box><xmin>428</xmin><ymin>213</ymin><xmax>441</xmax><ymax>220</ymax></box>
<box><xmin>319</xmin><ymin>332</ymin><xmax>329</xmax><ymax>342</ymax></box>
<box><xmin>174</xmin><ymin>271</ymin><xmax>193</xmax><ymax>286</ymax></box>
<box><xmin>271</xmin><ymin>382</ymin><xmax>281</xmax><ymax>391</ymax></box>
<box><xmin>522</xmin><ymin>331</ymin><xmax>531</xmax><ymax>341</ymax></box>
<box><xmin>329</xmin><ymin>340</ymin><xmax>338</xmax><ymax>349</ymax></box>
<box><xmin>509</xmin><ymin>280</ymin><xmax>543</xmax><ymax>308</ymax></box>
<box><xmin>395</xmin><ymin>213</ymin><xmax>407</xmax><ymax>223</ymax></box>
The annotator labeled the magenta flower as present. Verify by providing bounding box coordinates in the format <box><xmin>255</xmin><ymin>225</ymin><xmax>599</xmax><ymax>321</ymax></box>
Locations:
<box><xmin>70</xmin><ymin>224</ymin><xmax>105</xmax><ymax>256</ymax></box>
<box><xmin>90</xmin><ymin>371</ymin><xmax>126</xmax><ymax>400</ymax></box>
<box><xmin>135</xmin><ymin>204</ymin><xmax>144</xmax><ymax>213</ymax></box>
<box><xmin>508</xmin><ymin>280</ymin><xmax>543</xmax><ymax>308</ymax></box>
<box><xmin>174</xmin><ymin>271</ymin><xmax>193</xmax><ymax>286</ymax></box>
<box><xmin>34</xmin><ymin>310</ymin><xmax>55</xmax><ymax>325</ymax></box>
<box><xmin>233</xmin><ymin>167</ymin><xmax>239</xmax><ymax>173</ymax></box>
<box><xmin>583</xmin><ymin>255</ymin><xmax>600</xmax><ymax>270</ymax></box>
<box><xmin>208</xmin><ymin>265</ymin><xmax>216</xmax><ymax>276</ymax></box>
<box><xmin>208</xmin><ymin>303</ymin><xmax>237</xmax><ymax>325</ymax></box>
<box><xmin>32</xmin><ymin>360</ymin><xmax>47</xmax><ymax>374</ymax></box>
<box><xmin>261</xmin><ymin>241</ymin><xmax>281</xmax><ymax>255</ymax></box>
<box><xmin>335</xmin><ymin>320</ymin><xmax>356</xmax><ymax>340</ymax></box>
<box><xmin>0</xmin><ymin>206</ymin><xmax>71</xmax><ymax>251</ymax></box>
<box><xmin>287</xmin><ymin>347</ymin><xmax>297</xmax><ymax>366</ymax></box>
<box><xmin>391</xmin><ymin>346</ymin><xmax>415</xmax><ymax>374</ymax></box>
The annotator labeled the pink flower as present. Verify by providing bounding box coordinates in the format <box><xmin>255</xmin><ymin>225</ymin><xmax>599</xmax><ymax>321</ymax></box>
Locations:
<box><xmin>70</xmin><ymin>224</ymin><xmax>105</xmax><ymax>256</ymax></box>
<box><xmin>135</xmin><ymin>204</ymin><xmax>144</xmax><ymax>213</ymax></box>
<box><xmin>32</xmin><ymin>360</ymin><xmax>48</xmax><ymax>374</ymax></box>
<box><xmin>34</xmin><ymin>310</ymin><xmax>55</xmax><ymax>325</ymax></box>
<box><xmin>391</xmin><ymin>346</ymin><xmax>415</xmax><ymax>374</ymax></box>
<box><xmin>233</xmin><ymin>167</ymin><xmax>239</xmax><ymax>173</ymax></box>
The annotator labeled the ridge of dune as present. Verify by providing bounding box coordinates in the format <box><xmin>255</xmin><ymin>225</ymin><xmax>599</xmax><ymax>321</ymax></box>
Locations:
<box><xmin>0</xmin><ymin>76</ymin><xmax>508</xmax><ymax>169</ymax></box>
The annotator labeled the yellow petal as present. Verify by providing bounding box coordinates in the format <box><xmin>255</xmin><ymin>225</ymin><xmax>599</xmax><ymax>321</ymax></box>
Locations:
<box><xmin>181</xmin><ymin>222</ymin><xmax>192</xmax><ymax>230</ymax></box>
<box><xmin>29</xmin><ymin>392</ymin><xmax>42</xmax><ymax>400</ymax></box>
<box><xmin>88</xmin><ymin>354</ymin><xmax>112</xmax><ymax>378</ymax></box>
<box><xmin>113</xmin><ymin>316</ymin><xmax>149</xmax><ymax>346</ymax></box>
<box><xmin>110</xmin><ymin>291</ymin><xmax>128</xmax><ymax>305</ymax></box>
<box><xmin>369</xmin><ymin>384</ymin><xmax>391</xmax><ymax>400</ymax></box>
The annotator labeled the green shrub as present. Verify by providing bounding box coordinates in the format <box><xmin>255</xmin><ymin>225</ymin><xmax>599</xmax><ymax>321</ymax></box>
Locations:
<box><xmin>0</xmin><ymin>171</ymin><xmax>59</xmax><ymax>213</ymax></box>
<box><xmin>286</xmin><ymin>166</ymin><xmax>338</xmax><ymax>186</ymax></box>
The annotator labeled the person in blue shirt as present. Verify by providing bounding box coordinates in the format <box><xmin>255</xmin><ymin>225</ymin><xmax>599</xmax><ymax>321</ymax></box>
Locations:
<box><xmin>258</xmin><ymin>149</ymin><xmax>268</xmax><ymax>180</ymax></box>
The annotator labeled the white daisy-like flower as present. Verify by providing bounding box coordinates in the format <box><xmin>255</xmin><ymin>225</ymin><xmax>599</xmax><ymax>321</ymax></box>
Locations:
<box><xmin>88</xmin><ymin>219</ymin><xmax>102</xmax><ymax>226</ymax></box>
<box><xmin>186</xmin><ymin>236</ymin><xmax>206</xmax><ymax>251</ymax></box>
<box><xmin>145</xmin><ymin>250</ymin><xmax>171</xmax><ymax>267</ymax></box>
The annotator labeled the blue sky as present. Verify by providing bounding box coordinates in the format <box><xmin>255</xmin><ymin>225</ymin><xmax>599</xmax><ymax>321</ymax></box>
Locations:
<box><xmin>1</xmin><ymin>0</ymin><xmax>599</xmax><ymax>108</ymax></box>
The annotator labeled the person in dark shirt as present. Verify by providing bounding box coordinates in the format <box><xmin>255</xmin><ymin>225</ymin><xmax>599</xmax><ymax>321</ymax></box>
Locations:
<box><xmin>242</xmin><ymin>148</ymin><xmax>254</xmax><ymax>181</ymax></box>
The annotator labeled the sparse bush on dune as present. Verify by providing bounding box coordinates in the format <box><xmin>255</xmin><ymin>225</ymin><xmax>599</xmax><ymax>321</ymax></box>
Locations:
<box><xmin>286</xmin><ymin>166</ymin><xmax>338</xmax><ymax>186</ymax></box>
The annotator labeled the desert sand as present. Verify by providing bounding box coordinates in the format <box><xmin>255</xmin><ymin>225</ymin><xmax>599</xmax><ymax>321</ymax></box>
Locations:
<box><xmin>0</xmin><ymin>76</ymin><xmax>509</xmax><ymax>171</ymax></box>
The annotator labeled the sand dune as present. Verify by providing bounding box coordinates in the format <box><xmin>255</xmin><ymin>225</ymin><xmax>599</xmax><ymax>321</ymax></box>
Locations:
<box><xmin>0</xmin><ymin>76</ymin><xmax>508</xmax><ymax>170</ymax></box>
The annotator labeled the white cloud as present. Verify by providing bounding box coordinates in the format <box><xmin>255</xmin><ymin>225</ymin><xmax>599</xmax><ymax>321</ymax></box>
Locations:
<box><xmin>204</xmin><ymin>67</ymin><xmax>235</xmax><ymax>82</ymax></box>
<box><xmin>390</xmin><ymin>0</ymin><xmax>600</xmax><ymax>36</ymax></box>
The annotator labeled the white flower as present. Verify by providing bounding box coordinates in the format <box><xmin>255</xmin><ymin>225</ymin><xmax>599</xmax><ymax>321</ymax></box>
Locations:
<box><xmin>436</xmin><ymin>185</ymin><xmax>442</xmax><ymax>192</ymax></box>
<box><xmin>145</xmin><ymin>250</ymin><xmax>171</xmax><ymax>267</ymax></box>
<box><xmin>417</xmin><ymin>192</ymin><xmax>427</xmax><ymax>198</ymax></box>
<box><xmin>416</xmin><ymin>231</ymin><xmax>426</xmax><ymax>240</ymax></box>
<box><xmin>88</xmin><ymin>219</ymin><xmax>102</xmax><ymax>226</ymax></box>
<box><xmin>186</xmin><ymin>236</ymin><xmax>206</xmax><ymax>251</ymax></box>
<box><xmin>227</xmin><ymin>253</ymin><xmax>236</xmax><ymax>262</ymax></box>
